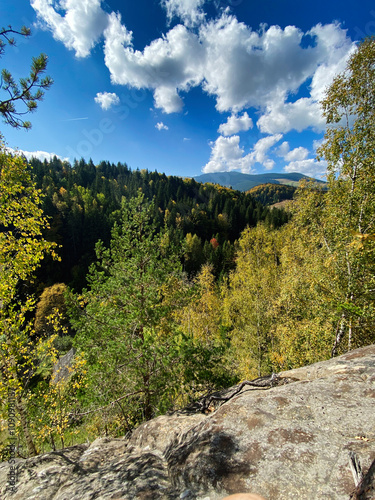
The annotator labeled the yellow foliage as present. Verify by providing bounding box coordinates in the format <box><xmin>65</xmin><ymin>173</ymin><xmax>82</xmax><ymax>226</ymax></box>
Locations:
<box><xmin>223</xmin><ymin>224</ymin><xmax>281</xmax><ymax>379</ymax></box>
<box><xmin>177</xmin><ymin>264</ymin><xmax>222</xmax><ymax>343</ymax></box>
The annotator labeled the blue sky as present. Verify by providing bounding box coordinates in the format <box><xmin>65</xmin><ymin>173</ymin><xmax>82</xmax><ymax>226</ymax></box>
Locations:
<box><xmin>1</xmin><ymin>0</ymin><xmax>374</xmax><ymax>179</ymax></box>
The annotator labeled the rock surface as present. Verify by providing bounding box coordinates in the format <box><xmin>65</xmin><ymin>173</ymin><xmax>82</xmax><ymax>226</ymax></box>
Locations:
<box><xmin>1</xmin><ymin>345</ymin><xmax>375</xmax><ymax>499</ymax></box>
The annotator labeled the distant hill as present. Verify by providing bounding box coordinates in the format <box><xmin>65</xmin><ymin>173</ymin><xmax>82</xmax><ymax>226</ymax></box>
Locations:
<box><xmin>194</xmin><ymin>171</ymin><xmax>325</xmax><ymax>192</ymax></box>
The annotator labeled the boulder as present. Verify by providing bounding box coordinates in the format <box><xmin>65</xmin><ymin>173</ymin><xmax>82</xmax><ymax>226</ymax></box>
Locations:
<box><xmin>1</xmin><ymin>344</ymin><xmax>375</xmax><ymax>499</ymax></box>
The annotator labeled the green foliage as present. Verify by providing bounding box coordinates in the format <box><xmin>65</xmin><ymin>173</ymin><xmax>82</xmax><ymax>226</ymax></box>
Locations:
<box><xmin>0</xmin><ymin>142</ymin><xmax>62</xmax><ymax>457</ymax></box>
<box><xmin>222</xmin><ymin>38</ymin><xmax>375</xmax><ymax>372</ymax></box>
<box><xmin>27</xmin><ymin>156</ymin><xmax>287</xmax><ymax>288</ymax></box>
<box><xmin>0</xmin><ymin>141</ymin><xmax>58</xmax><ymax>306</ymax></box>
<box><xmin>0</xmin><ymin>26</ymin><xmax>52</xmax><ymax>129</ymax></box>
<box><xmin>3</xmin><ymin>37</ymin><xmax>374</xmax><ymax>458</ymax></box>
<box><xmin>223</xmin><ymin>224</ymin><xmax>280</xmax><ymax>379</ymax></box>
<box><xmin>70</xmin><ymin>194</ymin><xmax>197</xmax><ymax>432</ymax></box>
<box><xmin>316</xmin><ymin>36</ymin><xmax>375</xmax><ymax>354</ymax></box>
<box><xmin>247</xmin><ymin>183</ymin><xmax>296</xmax><ymax>205</ymax></box>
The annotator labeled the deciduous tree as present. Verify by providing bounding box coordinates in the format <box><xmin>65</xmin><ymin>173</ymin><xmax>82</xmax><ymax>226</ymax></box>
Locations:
<box><xmin>0</xmin><ymin>142</ymin><xmax>59</xmax><ymax>456</ymax></box>
<box><xmin>316</xmin><ymin>36</ymin><xmax>375</xmax><ymax>354</ymax></box>
<box><xmin>223</xmin><ymin>224</ymin><xmax>280</xmax><ymax>379</ymax></box>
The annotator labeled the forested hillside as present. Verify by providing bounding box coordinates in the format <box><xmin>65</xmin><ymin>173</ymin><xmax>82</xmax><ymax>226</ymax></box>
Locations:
<box><xmin>28</xmin><ymin>156</ymin><xmax>288</xmax><ymax>289</ymax></box>
<box><xmin>194</xmin><ymin>171</ymin><xmax>324</xmax><ymax>191</ymax></box>
<box><xmin>247</xmin><ymin>183</ymin><xmax>296</xmax><ymax>205</ymax></box>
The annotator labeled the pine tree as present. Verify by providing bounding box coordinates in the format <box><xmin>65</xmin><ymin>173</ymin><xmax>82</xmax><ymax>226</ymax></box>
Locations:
<box><xmin>0</xmin><ymin>26</ymin><xmax>52</xmax><ymax>129</ymax></box>
<box><xmin>71</xmin><ymin>193</ymin><xmax>188</xmax><ymax>431</ymax></box>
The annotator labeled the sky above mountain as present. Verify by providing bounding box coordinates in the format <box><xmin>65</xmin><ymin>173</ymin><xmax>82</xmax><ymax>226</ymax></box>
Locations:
<box><xmin>1</xmin><ymin>0</ymin><xmax>374</xmax><ymax>178</ymax></box>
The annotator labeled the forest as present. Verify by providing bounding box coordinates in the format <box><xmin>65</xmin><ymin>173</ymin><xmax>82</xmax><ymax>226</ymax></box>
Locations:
<box><xmin>1</xmin><ymin>37</ymin><xmax>375</xmax><ymax>459</ymax></box>
<box><xmin>28</xmin><ymin>155</ymin><xmax>289</xmax><ymax>290</ymax></box>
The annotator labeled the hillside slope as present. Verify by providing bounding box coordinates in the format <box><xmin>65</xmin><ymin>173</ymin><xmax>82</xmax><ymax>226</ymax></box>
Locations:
<box><xmin>194</xmin><ymin>171</ymin><xmax>325</xmax><ymax>191</ymax></box>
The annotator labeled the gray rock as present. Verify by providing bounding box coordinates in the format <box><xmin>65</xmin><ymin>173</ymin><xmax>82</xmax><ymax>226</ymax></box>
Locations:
<box><xmin>1</xmin><ymin>344</ymin><xmax>375</xmax><ymax>499</ymax></box>
<box><xmin>52</xmin><ymin>348</ymin><xmax>76</xmax><ymax>384</ymax></box>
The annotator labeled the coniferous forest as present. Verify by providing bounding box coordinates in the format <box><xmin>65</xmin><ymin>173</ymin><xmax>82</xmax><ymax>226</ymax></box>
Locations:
<box><xmin>28</xmin><ymin>156</ymin><xmax>289</xmax><ymax>290</ymax></box>
<box><xmin>1</xmin><ymin>37</ymin><xmax>375</xmax><ymax>459</ymax></box>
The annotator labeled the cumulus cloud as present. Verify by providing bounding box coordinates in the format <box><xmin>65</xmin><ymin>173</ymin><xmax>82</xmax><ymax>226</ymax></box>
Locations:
<box><xmin>251</xmin><ymin>134</ymin><xmax>283</xmax><ymax>170</ymax></box>
<box><xmin>200</xmin><ymin>17</ymin><xmax>315</xmax><ymax>113</ymax></box>
<box><xmin>203</xmin><ymin>135</ymin><xmax>251</xmax><ymax>173</ymax></box>
<box><xmin>8</xmin><ymin>147</ymin><xmax>67</xmax><ymax>162</ymax></box>
<box><xmin>102</xmin><ymin>11</ymin><xmax>355</xmax><ymax>126</ymax></box>
<box><xmin>203</xmin><ymin>133</ymin><xmax>282</xmax><ymax>173</ymax></box>
<box><xmin>276</xmin><ymin>141</ymin><xmax>290</xmax><ymax>157</ymax></box>
<box><xmin>31</xmin><ymin>0</ymin><xmax>108</xmax><ymax>58</ymax></box>
<box><xmin>284</xmin><ymin>158</ymin><xmax>327</xmax><ymax>179</ymax></box>
<box><xmin>277</xmin><ymin>140</ymin><xmax>326</xmax><ymax>178</ymax></box>
<box><xmin>156</xmin><ymin>121</ymin><xmax>169</xmax><ymax>130</ymax></box>
<box><xmin>161</xmin><ymin>0</ymin><xmax>206</xmax><ymax>27</ymax></box>
<box><xmin>154</xmin><ymin>87</ymin><xmax>184</xmax><ymax>113</ymax></box>
<box><xmin>258</xmin><ymin>98</ymin><xmax>325</xmax><ymax>134</ymax></box>
<box><xmin>94</xmin><ymin>91</ymin><xmax>120</xmax><ymax>110</ymax></box>
<box><xmin>218</xmin><ymin>112</ymin><xmax>253</xmax><ymax>136</ymax></box>
<box><xmin>103</xmin><ymin>13</ymin><xmax>203</xmax><ymax>113</ymax></box>
<box><xmin>29</xmin><ymin>0</ymin><xmax>357</xmax><ymax>174</ymax></box>
<box><xmin>258</xmin><ymin>24</ymin><xmax>354</xmax><ymax>134</ymax></box>
<box><xmin>278</xmin><ymin>143</ymin><xmax>309</xmax><ymax>162</ymax></box>
<box><xmin>31</xmin><ymin>0</ymin><xmax>355</xmax><ymax>132</ymax></box>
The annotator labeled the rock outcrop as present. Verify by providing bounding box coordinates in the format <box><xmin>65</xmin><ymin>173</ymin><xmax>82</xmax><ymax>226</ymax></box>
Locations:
<box><xmin>1</xmin><ymin>344</ymin><xmax>375</xmax><ymax>499</ymax></box>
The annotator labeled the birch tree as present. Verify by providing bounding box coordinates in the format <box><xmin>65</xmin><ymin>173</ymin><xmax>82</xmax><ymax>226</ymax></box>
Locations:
<box><xmin>317</xmin><ymin>36</ymin><xmax>375</xmax><ymax>354</ymax></box>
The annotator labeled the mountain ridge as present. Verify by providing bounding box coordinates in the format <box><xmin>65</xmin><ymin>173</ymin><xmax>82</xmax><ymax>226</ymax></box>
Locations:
<box><xmin>194</xmin><ymin>171</ymin><xmax>325</xmax><ymax>192</ymax></box>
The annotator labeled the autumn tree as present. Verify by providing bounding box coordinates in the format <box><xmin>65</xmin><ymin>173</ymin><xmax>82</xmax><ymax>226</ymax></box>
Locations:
<box><xmin>223</xmin><ymin>224</ymin><xmax>280</xmax><ymax>379</ymax></box>
<box><xmin>316</xmin><ymin>36</ymin><xmax>375</xmax><ymax>354</ymax></box>
<box><xmin>34</xmin><ymin>283</ymin><xmax>69</xmax><ymax>338</ymax></box>
<box><xmin>272</xmin><ymin>37</ymin><xmax>375</xmax><ymax>365</ymax></box>
<box><xmin>270</xmin><ymin>187</ymin><xmax>339</xmax><ymax>369</ymax></box>
<box><xmin>0</xmin><ymin>25</ymin><xmax>52</xmax><ymax>129</ymax></box>
<box><xmin>175</xmin><ymin>264</ymin><xmax>234</xmax><ymax>393</ymax></box>
<box><xmin>0</xmin><ymin>142</ymin><xmax>59</xmax><ymax>456</ymax></box>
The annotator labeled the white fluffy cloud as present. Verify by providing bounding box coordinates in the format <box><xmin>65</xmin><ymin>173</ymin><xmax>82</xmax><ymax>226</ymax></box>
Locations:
<box><xmin>258</xmin><ymin>98</ymin><xmax>325</xmax><ymax>134</ymax></box>
<box><xmin>251</xmin><ymin>134</ymin><xmax>283</xmax><ymax>170</ymax></box>
<box><xmin>31</xmin><ymin>0</ymin><xmax>108</xmax><ymax>58</ymax></box>
<box><xmin>277</xmin><ymin>141</ymin><xmax>326</xmax><ymax>178</ymax></box>
<box><xmin>284</xmin><ymin>158</ymin><xmax>327</xmax><ymax>179</ymax></box>
<box><xmin>278</xmin><ymin>143</ymin><xmax>309</xmax><ymax>162</ymax></box>
<box><xmin>203</xmin><ymin>133</ymin><xmax>282</xmax><ymax>173</ymax></box>
<box><xmin>8</xmin><ymin>147</ymin><xmax>67</xmax><ymax>162</ymax></box>
<box><xmin>203</xmin><ymin>135</ymin><xmax>251</xmax><ymax>173</ymax></box>
<box><xmin>156</xmin><ymin>122</ymin><xmax>169</xmax><ymax>130</ymax></box>
<box><xmin>103</xmin><ymin>13</ymin><xmax>204</xmax><ymax>113</ymax></box>
<box><xmin>32</xmin><ymin>1</ymin><xmax>355</xmax><ymax>128</ymax></box>
<box><xmin>94</xmin><ymin>91</ymin><xmax>120</xmax><ymax>110</ymax></box>
<box><xmin>218</xmin><ymin>112</ymin><xmax>253</xmax><ymax>136</ymax></box>
<box><xmin>200</xmin><ymin>18</ymin><xmax>315</xmax><ymax>113</ymax></box>
<box><xmin>162</xmin><ymin>0</ymin><xmax>206</xmax><ymax>27</ymax></box>
<box><xmin>30</xmin><ymin>0</ymin><xmax>357</xmax><ymax>174</ymax></box>
<box><xmin>258</xmin><ymin>24</ymin><xmax>354</xmax><ymax>134</ymax></box>
<box><xmin>103</xmin><ymin>11</ymin><xmax>355</xmax><ymax>126</ymax></box>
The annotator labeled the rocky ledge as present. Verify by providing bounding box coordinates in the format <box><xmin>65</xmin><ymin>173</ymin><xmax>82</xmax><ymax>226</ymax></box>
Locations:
<box><xmin>1</xmin><ymin>345</ymin><xmax>375</xmax><ymax>499</ymax></box>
